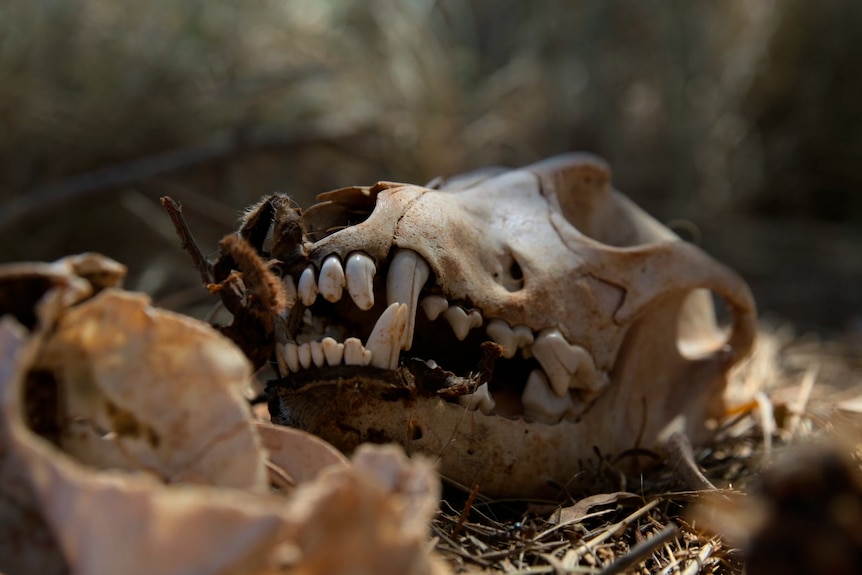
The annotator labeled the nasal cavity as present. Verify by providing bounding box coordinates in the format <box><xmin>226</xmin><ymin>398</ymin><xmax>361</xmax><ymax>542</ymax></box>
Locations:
<box><xmin>676</xmin><ymin>288</ymin><xmax>732</xmax><ymax>360</ymax></box>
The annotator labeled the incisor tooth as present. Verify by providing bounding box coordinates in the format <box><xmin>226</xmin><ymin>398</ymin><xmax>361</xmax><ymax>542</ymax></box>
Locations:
<box><xmin>276</xmin><ymin>343</ymin><xmax>290</xmax><ymax>376</ymax></box>
<box><xmin>321</xmin><ymin>337</ymin><xmax>344</xmax><ymax>366</ymax></box>
<box><xmin>458</xmin><ymin>382</ymin><xmax>496</xmax><ymax>414</ymax></box>
<box><xmin>298</xmin><ymin>266</ymin><xmax>318</xmax><ymax>306</ymax></box>
<box><xmin>521</xmin><ymin>369</ymin><xmax>573</xmax><ymax>424</ymax></box>
<box><xmin>532</xmin><ymin>328</ymin><xmax>601</xmax><ymax>397</ymax></box>
<box><xmin>310</xmin><ymin>340</ymin><xmax>325</xmax><ymax>368</ymax></box>
<box><xmin>345</xmin><ymin>252</ymin><xmax>376</xmax><ymax>310</ymax></box>
<box><xmin>443</xmin><ymin>306</ymin><xmax>483</xmax><ymax>340</ymax></box>
<box><xmin>344</xmin><ymin>337</ymin><xmax>372</xmax><ymax>366</ymax></box>
<box><xmin>420</xmin><ymin>295</ymin><xmax>448</xmax><ymax>320</ymax></box>
<box><xmin>486</xmin><ymin>319</ymin><xmax>517</xmax><ymax>358</ymax></box>
<box><xmin>298</xmin><ymin>343</ymin><xmax>312</xmax><ymax>369</ymax></box>
<box><xmin>366</xmin><ymin>302</ymin><xmax>407</xmax><ymax>370</ymax></box>
<box><xmin>283</xmin><ymin>343</ymin><xmax>300</xmax><ymax>372</ymax></box>
<box><xmin>282</xmin><ymin>275</ymin><xmax>297</xmax><ymax>308</ymax></box>
<box><xmin>386</xmin><ymin>249</ymin><xmax>430</xmax><ymax>350</ymax></box>
<box><xmin>318</xmin><ymin>256</ymin><xmax>345</xmax><ymax>302</ymax></box>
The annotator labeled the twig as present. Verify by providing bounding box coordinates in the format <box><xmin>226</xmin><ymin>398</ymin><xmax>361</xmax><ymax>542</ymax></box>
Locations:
<box><xmin>666</xmin><ymin>432</ymin><xmax>716</xmax><ymax>491</ymax></box>
<box><xmin>597</xmin><ymin>524</ymin><xmax>679</xmax><ymax>575</ymax></box>
<box><xmin>680</xmin><ymin>541</ymin><xmax>715</xmax><ymax>575</ymax></box>
<box><xmin>563</xmin><ymin>499</ymin><xmax>660</xmax><ymax>566</ymax></box>
<box><xmin>160</xmin><ymin>196</ymin><xmax>213</xmax><ymax>285</ymax></box>
<box><xmin>451</xmin><ymin>483</ymin><xmax>480</xmax><ymax>539</ymax></box>
<box><xmin>787</xmin><ymin>365</ymin><xmax>819</xmax><ymax>437</ymax></box>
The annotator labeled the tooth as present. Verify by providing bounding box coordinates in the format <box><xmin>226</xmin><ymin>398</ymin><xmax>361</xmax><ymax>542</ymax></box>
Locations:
<box><xmin>458</xmin><ymin>382</ymin><xmax>495</xmax><ymax>415</ymax></box>
<box><xmin>521</xmin><ymin>369</ymin><xmax>573</xmax><ymax>424</ymax></box>
<box><xmin>322</xmin><ymin>337</ymin><xmax>344</xmax><ymax>366</ymax></box>
<box><xmin>532</xmin><ymin>328</ymin><xmax>600</xmax><ymax>397</ymax></box>
<box><xmin>420</xmin><ymin>295</ymin><xmax>448</xmax><ymax>320</ymax></box>
<box><xmin>366</xmin><ymin>303</ymin><xmax>408</xmax><ymax>370</ymax></box>
<box><xmin>282</xmin><ymin>275</ymin><xmax>297</xmax><ymax>308</ymax></box>
<box><xmin>298</xmin><ymin>266</ymin><xmax>318</xmax><ymax>306</ymax></box>
<box><xmin>344</xmin><ymin>337</ymin><xmax>372</xmax><ymax>366</ymax></box>
<box><xmin>514</xmin><ymin>325</ymin><xmax>534</xmax><ymax>358</ymax></box>
<box><xmin>442</xmin><ymin>306</ymin><xmax>483</xmax><ymax>340</ymax></box>
<box><xmin>276</xmin><ymin>343</ymin><xmax>290</xmax><ymax>376</ymax></box>
<box><xmin>283</xmin><ymin>343</ymin><xmax>300</xmax><ymax>372</ymax></box>
<box><xmin>310</xmin><ymin>340</ymin><xmax>325</xmax><ymax>368</ymax></box>
<box><xmin>345</xmin><ymin>253</ymin><xmax>376</xmax><ymax>310</ymax></box>
<box><xmin>298</xmin><ymin>343</ymin><xmax>312</xmax><ymax>369</ymax></box>
<box><xmin>386</xmin><ymin>249</ymin><xmax>430</xmax><ymax>350</ymax></box>
<box><xmin>318</xmin><ymin>256</ymin><xmax>345</xmax><ymax>303</ymax></box>
<box><xmin>486</xmin><ymin>319</ymin><xmax>517</xmax><ymax>359</ymax></box>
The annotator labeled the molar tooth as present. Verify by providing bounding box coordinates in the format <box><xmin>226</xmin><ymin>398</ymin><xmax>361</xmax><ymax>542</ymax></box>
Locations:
<box><xmin>345</xmin><ymin>252</ymin><xmax>376</xmax><ymax>310</ymax></box>
<box><xmin>310</xmin><ymin>340</ymin><xmax>325</xmax><ymax>368</ymax></box>
<box><xmin>458</xmin><ymin>382</ymin><xmax>496</xmax><ymax>415</ymax></box>
<box><xmin>298</xmin><ymin>343</ymin><xmax>312</xmax><ymax>369</ymax></box>
<box><xmin>318</xmin><ymin>255</ymin><xmax>345</xmax><ymax>303</ymax></box>
<box><xmin>365</xmin><ymin>302</ymin><xmax>408</xmax><ymax>370</ymax></box>
<box><xmin>521</xmin><ymin>369</ymin><xmax>573</xmax><ymax>424</ymax></box>
<box><xmin>282</xmin><ymin>275</ymin><xmax>297</xmax><ymax>308</ymax></box>
<box><xmin>486</xmin><ymin>319</ymin><xmax>517</xmax><ymax>359</ymax></box>
<box><xmin>321</xmin><ymin>337</ymin><xmax>344</xmax><ymax>366</ymax></box>
<box><xmin>513</xmin><ymin>325</ymin><xmax>534</xmax><ymax>348</ymax></box>
<box><xmin>343</xmin><ymin>337</ymin><xmax>372</xmax><ymax>366</ymax></box>
<box><xmin>386</xmin><ymin>249</ymin><xmax>430</xmax><ymax>350</ymax></box>
<box><xmin>531</xmin><ymin>328</ymin><xmax>601</xmax><ymax>398</ymax></box>
<box><xmin>283</xmin><ymin>343</ymin><xmax>300</xmax><ymax>372</ymax></box>
<box><xmin>298</xmin><ymin>266</ymin><xmax>318</xmax><ymax>306</ymax></box>
<box><xmin>442</xmin><ymin>306</ymin><xmax>483</xmax><ymax>340</ymax></box>
<box><xmin>420</xmin><ymin>295</ymin><xmax>448</xmax><ymax>320</ymax></box>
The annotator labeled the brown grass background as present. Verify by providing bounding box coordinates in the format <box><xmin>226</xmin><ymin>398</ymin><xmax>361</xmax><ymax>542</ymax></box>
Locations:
<box><xmin>1</xmin><ymin>0</ymin><xmax>861</xmax><ymax>338</ymax></box>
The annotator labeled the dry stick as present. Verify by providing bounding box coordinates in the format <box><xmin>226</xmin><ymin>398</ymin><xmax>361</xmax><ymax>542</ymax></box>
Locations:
<box><xmin>160</xmin><ymin>196</ymin><xmax>213</xmax><ymax>286</ymax></box>
<box><xmin>451</xmin><ymin>483</ymin><xmax>481</xmax><ymax>539</ymax></box>
<box><xmin>666</xmin><ymin>432</ymin><xmax>716</xmax><ymax>491</ymax></box>
<box><xmin>597</xmin><ymin>524</ymin><xmax>679</xmax><ymax>575</ymax></box>
<box><xmin>680</xmin><ymin>541</ymin><xmax>715</xmax><ymax>575</ymax></box>
<box><xmin>563</xmin><ymin>499</ymin><xmax>661</xmax><ymax>567</ymax></box>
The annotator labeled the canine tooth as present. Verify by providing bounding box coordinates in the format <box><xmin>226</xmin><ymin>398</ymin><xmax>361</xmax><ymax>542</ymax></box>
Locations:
<box><xmin>321</xmin><ymin>337</ymin><xmax>344</xmax><ymax>366</ymax></box>
<box><xmin>345</xmin><ymin>252</ymin><xmax>376</xmax><ymax>310</ymax></box>
<box><xmin>458</xmin><ymin>382</ymin><xmax>495</xmax><ymax>414</ymax></box>
<box><xmin>298</xmin><ymin>343</ymin><xmax>312</xmax><ymax>369</ymax></box>
<box><xmin>318</xmin><ymin>255</ymin><xmax>345</xmax><ymax>303</ymax></box>
<box><xmin>442</xmin><ymin>306</ymin><xmax>482</xmax><ymax>340</ymax></box>
<box><xmin>310</xmin><ymin>340</ymin><xmax>325</xmax><ymax>368</ymax></box>
<box><xmin>486</xmin><ymin>319</ymin><xmax>517</xmax><ymax>358</ymax></box>
<box><xmin>282</xmin><ymin>275</ymin><xmax>297</xmax><ymax>308</ymax></box>
<box><xmin>532</xmin><ymin>328</ymin><xmax>600</xmax><ymax>397</ymax></box>
<box><xmin>298</xmin><ymin>266</ymin><xmax>318</xmax><ymax>306</ymax></box>
<box><xmin>521</xmin><ymin>369</ymin><xmax>573</xmax><ymax>424</ymax></box>
<box><xmin>386</xmin><ymin>249</ymin><xmax>430</xmax><ymax>350</ymax></box>
<box><xmin>344</xmin><ymin>337</ymin><xmax>372</xmax><ymax>366</ymax></box>
<box><xmin>283</xmin><ymin>343</ymin><xmax>300</xmax><ymax>372</ymax></box>
<box><xmin>366</xmin><ymin>303</ymin><xmax>408</xmax><ymax>370</ymax></box>
<box><xmin>420</xmin><ymin>295</ymin><xmax>448</xmax><ymax>320</ymax></box>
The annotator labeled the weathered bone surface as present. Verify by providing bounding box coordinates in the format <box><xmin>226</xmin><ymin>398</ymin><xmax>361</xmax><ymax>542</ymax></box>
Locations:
<box><xmin>263</xmin><ymin>153</ymin><xmax>757</xmax><ymax>499</ymax></box>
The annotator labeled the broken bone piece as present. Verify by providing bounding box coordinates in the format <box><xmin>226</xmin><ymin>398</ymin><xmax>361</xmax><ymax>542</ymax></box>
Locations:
<box><xmin>202</xmin><ymin>153</ymin><xmax>757</xmax><ymax>499</ymax></box>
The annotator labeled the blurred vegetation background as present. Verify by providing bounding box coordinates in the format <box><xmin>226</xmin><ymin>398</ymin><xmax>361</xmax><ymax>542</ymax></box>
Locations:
<box><xmin>1</xmin><ymin>0</ymin><xmax>860</xmax><ymax>337</ymax></box>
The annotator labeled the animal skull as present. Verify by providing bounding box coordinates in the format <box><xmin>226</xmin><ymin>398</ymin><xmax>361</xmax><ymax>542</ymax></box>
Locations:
<box><xmin>261</xmin><ymin>153</ymin><xmax>756</xmax><ymax>498</ymax></box>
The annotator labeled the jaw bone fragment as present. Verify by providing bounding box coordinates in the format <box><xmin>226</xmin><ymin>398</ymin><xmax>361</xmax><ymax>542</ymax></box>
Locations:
<box><xmin>260</xmin><ymin>153</ymin><xmax>757</xmax><ymax>499</ymax></box>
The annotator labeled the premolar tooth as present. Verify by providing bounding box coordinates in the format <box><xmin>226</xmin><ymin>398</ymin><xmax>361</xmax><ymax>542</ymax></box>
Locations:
<box><xmin>458</xmin><ymin>382</ymin><xmax>495</xmax><ymax>414</ymax></box>
<box><xmin>486</xmin><ymin>319</ymin><xmax>517</xmax><ymax>358</ymax></box>
<box><xmin>321</xmin><ymin>337</ymin><xmax>344</xmax><ymax>366</ymax></box>
<box><xmin>442</xmin><ymin>306</ymin><xmax>483</xmax><ymax>340</ymax></box>
<box><xmin>386</xmin><ymin>249</ymin><xmax>430</xmax><ymax>350</ymax></box>
<box><xmin>298</xmin><ymin>266</ymin><xmax>318</xmax><ymax>306</ymax></box>
<box><xmin>298</xmin><ymin>343</ymin><xmax>312</xmax><ymax>369</ymax></box>
<box><xmin>318</xmin><ymin>256</ymin><xmax>345</xmax><ymax>303</ymax></box>
<box><xmin>366</xmin><ymin>303</ymin><xmax>408</xmax><ymax>370</ymax></box>
<box><xmin>310</xmin><ymin>341</ymin><xmax>325</xmax><ymax>368</ymax></box>
<box><xmin>283</xmin><ymin>343</ymin><xmax>300</xmax><ymax>372</ymax></box>
<box><xmin>531</xmin><ymin>328</ymin><xmax>602</xmax><ymax>398</ymax></box>
<box><xmin>344</xmin><ymin>337</ymin><xmax>372</xmax><ymax>366</ymax></box>
<box><xmin>345</xmin><ymin>252</ymin><xmax>376</xmax><ymax>310</ymax></box>
<box><xmin>514</xmin><ymin>325</ymin><xmax>534</xmax><ymax>358</ymax></box>
<box><xmin>521</xmin><ymin>369</ymin><xmax>573</xmax><ymax>424</ymax></box>
<box><xmin>420</xmin><ymin>295</ymin><xmax>448</xmax><ymax>320</ymax></box>
<box><xmin>282</xmin><ymin>275</ymin><xmax>297</xmax><ymax>308</ymax></box>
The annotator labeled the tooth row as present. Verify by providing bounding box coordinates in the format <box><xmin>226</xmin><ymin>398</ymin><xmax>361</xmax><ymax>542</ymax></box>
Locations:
<box><xmin>285</xmin><ymin>252</ymin><xmax>377</xmax><ymax>311</ymax></box>
<box><xmin>278</xmin><ymin>336</ymin><xmax>372</xmax><ymax>373</ymax></box>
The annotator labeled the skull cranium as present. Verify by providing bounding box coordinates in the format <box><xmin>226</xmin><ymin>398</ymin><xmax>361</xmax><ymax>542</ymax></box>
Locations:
<box><xmin>260</xmin><ymin>153</ymin><xmax>756</xmax><ymax>498</ymax></box>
